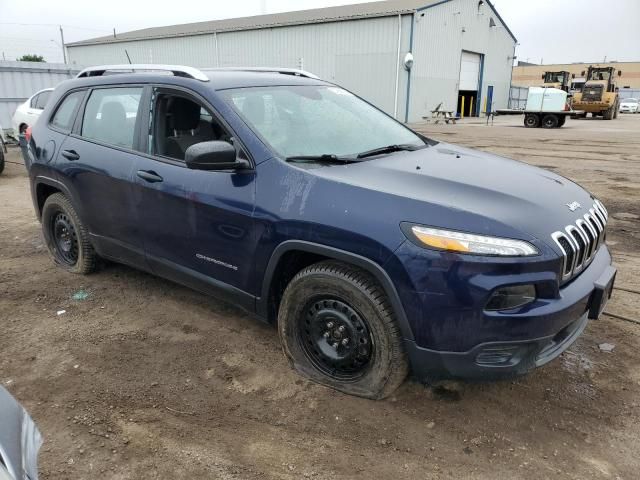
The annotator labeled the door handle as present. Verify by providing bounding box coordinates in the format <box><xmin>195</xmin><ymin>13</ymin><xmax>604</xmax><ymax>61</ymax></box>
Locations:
<box><xmin>137</xmin><ymin>170</ymin><xmax>163</xmax><ymax>183</ymax></box>
<box><xmin>61</xmin><ymin>149</ymin><xmax>80</xmax><ymax>161</ymax></box>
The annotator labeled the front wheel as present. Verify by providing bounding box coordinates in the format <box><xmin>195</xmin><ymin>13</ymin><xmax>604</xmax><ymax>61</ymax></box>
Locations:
<box><xmin>0</xmin><ymin>147</ymin><xmax>5</xmax><ymax>174</ymax></box>
<box><xmin>278</xmin><ymin>261</ymin><xmax>408</xmax><ymax>399</ymax></box>
<box><xmin>42</xmin><ymin>193</ymin><xmax>97</xmax><ymax>274</ymax></box>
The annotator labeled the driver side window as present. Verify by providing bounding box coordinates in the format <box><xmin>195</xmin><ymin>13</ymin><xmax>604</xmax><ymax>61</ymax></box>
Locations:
<box><xmin>150</xmin><ymin>91</ymin><xmax>232</xmax><ymax>161</ymax></box>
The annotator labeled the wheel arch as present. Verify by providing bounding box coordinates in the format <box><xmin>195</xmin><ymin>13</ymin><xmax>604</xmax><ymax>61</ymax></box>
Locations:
<box><xmin>258</xmin><ymin>240</ymin><xmax>414</xmax><ymax>341</ymax></box>
<box><xmin>33</xmin><ymin>176</ymin><xmax>73</xmax><ymax>220</ymax></box>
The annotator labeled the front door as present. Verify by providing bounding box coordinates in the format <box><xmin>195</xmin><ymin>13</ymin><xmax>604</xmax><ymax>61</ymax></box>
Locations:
<box><xmin>132</xmin><ymin>87</ymin><xmax>257</xmax><ymax>303</ymax></box>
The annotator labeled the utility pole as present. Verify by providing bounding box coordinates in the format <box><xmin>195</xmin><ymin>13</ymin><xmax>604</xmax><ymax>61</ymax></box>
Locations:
<box><xmin>59</xmin><ymin>25</ymin><xmax>67</xmax><ymax>64</ymax></box>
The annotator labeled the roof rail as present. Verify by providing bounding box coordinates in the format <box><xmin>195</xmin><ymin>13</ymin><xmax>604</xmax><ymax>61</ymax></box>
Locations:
<box><xmin>203</xmin><ymin>67</ymin><xmax>320</xmax><ymax>80</ymax></box>
<box><xmin>76</xmin><ymin>64</ymin><xmax>210</xmax><ymax>82</ymax></box>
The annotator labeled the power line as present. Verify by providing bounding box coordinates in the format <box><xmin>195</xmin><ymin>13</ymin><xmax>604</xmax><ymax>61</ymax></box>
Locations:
<box><xmin>0</xmin><ymin>22</ymin><xmax>111</xmax><ymax>33</ymax></box>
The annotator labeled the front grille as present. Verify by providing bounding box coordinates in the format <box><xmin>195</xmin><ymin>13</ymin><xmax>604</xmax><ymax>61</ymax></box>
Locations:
<box><xmin>582</xmin><ymin>85</ymin><xmax>603</xmax><ymax>101</ymax></box>
<box><xmin>551</xmin><ymin>200</ymin><xmax>608</xmax><ymax>282</ymax></box>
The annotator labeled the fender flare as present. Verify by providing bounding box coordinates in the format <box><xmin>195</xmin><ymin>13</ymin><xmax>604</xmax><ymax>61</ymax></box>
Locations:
<box><xmin>32</xmin><ymin>175</ymin><xmax>76</xmax><ymax>219</ymax></box>
<box><xmin>258</xmin><ymin>240</ymin><xmax>414</xmax><ymax>340</ymax></box>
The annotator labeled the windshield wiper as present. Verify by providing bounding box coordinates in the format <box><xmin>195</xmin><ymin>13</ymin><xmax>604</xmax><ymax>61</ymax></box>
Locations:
<box><xmin>356</xmin><ymin>144</ymin><xmax>423</xmax><ymax>159</ymax></box>
<box><xmin>285</xmin><ymin>154</ymin><xmax>358</xmax><ymax>164</ymax></box>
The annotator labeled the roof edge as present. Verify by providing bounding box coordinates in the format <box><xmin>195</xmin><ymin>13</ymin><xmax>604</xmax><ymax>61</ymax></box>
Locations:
<box><xmin>66</xmin><ymin>7</ymin><xmax>422</xmax><ymax>47</ymax></box>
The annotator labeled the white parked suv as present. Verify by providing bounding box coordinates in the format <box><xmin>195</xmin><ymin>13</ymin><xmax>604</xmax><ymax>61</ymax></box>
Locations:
<box><xmin>11</xmin><ymin>88</ymin><xmax>54</xmax><ymax>134</ymax></box>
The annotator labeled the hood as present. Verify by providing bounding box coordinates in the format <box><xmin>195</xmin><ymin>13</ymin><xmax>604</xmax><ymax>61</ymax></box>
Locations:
<box><xmin>310</xmin><ymin>143</ymin><xmax>596</xmax><ymax>248</ymax></box>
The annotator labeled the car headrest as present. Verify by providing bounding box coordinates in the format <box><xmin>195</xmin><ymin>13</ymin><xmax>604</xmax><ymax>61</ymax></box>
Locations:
<box><xmin>169</xmin><ymin>97</ymin><xmax>201</xmax><ymax>131</ymax></box>
<box><xmin>101</xmin><ymin>101</ymin><xmax>126</xmax><ymax>124</ymax></box>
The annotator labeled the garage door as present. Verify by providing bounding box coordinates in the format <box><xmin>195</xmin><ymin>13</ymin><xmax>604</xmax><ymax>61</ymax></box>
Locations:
<box><xmin>459</xmin><ymin>51</ymin><xmax>481</xmax><ymax>91</ymax></box>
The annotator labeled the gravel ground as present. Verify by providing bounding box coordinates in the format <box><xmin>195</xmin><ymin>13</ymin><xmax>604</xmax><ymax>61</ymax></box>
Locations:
<box><xmin>1</xmin><ymin>113</ymin><xmax>639</xmax><ymax>479</ymax></box>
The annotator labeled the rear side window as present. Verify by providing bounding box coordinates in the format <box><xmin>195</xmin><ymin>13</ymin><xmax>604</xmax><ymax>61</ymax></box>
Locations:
<box><xmin>30</xmin><ymin>93</ymin><xmax>40</xmax><ymax>108</ymax></box>
<box><xmin>50</xmin><ymin>91</ymin><xmax>85</xmax><ymax>131</ymax></box>
<box><xmin>35</xmin><ymin>90</ymin><xmax>51</xmax><ymax>109</ymax></box>
<box><xmin>81</xmin><ymin>87</ymin><xmax>142</xmax><ymax>149</ymax></box>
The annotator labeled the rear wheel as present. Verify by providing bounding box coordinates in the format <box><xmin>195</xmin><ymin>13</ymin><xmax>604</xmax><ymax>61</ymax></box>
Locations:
<box><xmin>0</xmin><ymin>147</ymin><xmax>5</xmax><ymax>174</ymax></box>
<box><xmin>42</xmin><ymin>193</ymin><xmax>97</xmax><ymax>274</ymax></box>
<box><xmin>278</xmin><ymin>261</ymin><xmax>408</xmax><ymax>399</ymax></box>
<box><xmin>541</xmin><ymin>114</ymin><xmax>559</xmax><ymax>129</ymax></box>
<box><xmin>603</xmin><ymin>107</ymin><xmax>614</xmax><ymax>120</ymax></box>
<box><xmin>524</xmin><ymin>114</ymin><xmax>540</xmax><ymax>128</ymax></box>
<box><xmin>557</xmin><ymin>116</ymin><xmax>566</xmax><ymax>127</ymax></box>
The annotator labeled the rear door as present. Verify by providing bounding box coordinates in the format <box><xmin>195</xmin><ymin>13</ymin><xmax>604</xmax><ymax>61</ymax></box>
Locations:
<box><xmin>55</xmin><ymin>85</ymin><xmax>147</xmax><ymax>268</ymax></box>
<box><xmin>132</xmin><ymin>86</ymin><xmax>257</xmax><ymax>304</ymax></box>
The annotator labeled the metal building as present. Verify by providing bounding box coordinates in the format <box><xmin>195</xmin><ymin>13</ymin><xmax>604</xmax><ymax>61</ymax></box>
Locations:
<box><xmin>66</xmin><ymin>0</ymin><xmax>517</xmax><ymax>122</ymax></box>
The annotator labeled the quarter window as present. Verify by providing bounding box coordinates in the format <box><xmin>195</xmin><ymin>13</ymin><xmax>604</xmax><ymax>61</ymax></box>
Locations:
<box><xmin>81</xmin><ymin>87</ymin><xmax>142</xmax><ymax>149</ymax></box>
<box><xmin>30</xmin><ymin>93</ymin><xmax>40</xmax><ymax>108</ymax></box>
<box><xmin>50</xmin><ymin>91</ymin><xmax>84</xmax><ymax>131</ymax></box>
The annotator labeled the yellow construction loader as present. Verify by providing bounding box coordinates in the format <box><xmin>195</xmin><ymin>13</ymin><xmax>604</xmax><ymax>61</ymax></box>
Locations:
<box><xmin>542</xmin><ymin>71</ymin><xmax>571</xmax><ymax>92</ymax></box>
<box><xmin>572</xmin><ymin>66</ymin><xmax>621</xmax><ymax>120</ymax></box>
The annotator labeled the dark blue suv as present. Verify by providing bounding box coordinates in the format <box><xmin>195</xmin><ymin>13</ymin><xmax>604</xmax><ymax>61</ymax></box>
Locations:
<box><xmin>26</xmin><ymin>65</ymin><xmax>616</xmax><ymax>399</ymax></box>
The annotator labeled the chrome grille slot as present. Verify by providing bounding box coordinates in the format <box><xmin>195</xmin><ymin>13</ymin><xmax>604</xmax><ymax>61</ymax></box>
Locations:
<box><xmin>551</xmin><ymin>201</ymin><xmax>608</xmax><ymax>282</ymax></box>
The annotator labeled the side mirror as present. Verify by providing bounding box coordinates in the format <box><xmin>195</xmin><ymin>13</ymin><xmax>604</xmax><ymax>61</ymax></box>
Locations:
<box><xmin>581</xmin><ymin>70</ymin><xmax>585</xmax><ymax>76</ymax></box>
<box><xmin>618</xmin><ymin>70</ymin><xmax>622</xmax><ymax>76</ymax></box>
<box><xmin>185</xmin><ymin>141</ymin><xmax>248</xmax><ymax>171</ymax></box>
<box><xmin>541</xmin><ymin>74</ymin><xmax>545</xmax><ymax>80</ymax></box>
<box><xmin>572</xmin><ymin>73</ymin><xmax>576</xmax><ymax>79</ymax></box>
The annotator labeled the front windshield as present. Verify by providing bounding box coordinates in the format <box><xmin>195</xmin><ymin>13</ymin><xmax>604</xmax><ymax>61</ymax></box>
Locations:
<box><xmin>220</xmin><ymin>85</ymin><xmax>425</xmax><ymax>158</ymax></box>
<box><xmin>623</xmin><ymin>98</ymin><xmax>638</xmax><ymax>103</ymax></box>
<box><xmin>545</xmin><ymin>72</ymin><xmax>565</xmax><ymax>83</ymax></box>
<box><xmin>588</xmin><ymin>70</ymin><xmax>611</xmax><ymax>81</ymax></box>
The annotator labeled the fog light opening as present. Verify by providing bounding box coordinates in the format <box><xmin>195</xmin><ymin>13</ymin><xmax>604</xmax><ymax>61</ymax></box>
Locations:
<box><xmin>485</xmin><ymin>284</ymin><xmax>536</xmax><ymax>311</ymax></box>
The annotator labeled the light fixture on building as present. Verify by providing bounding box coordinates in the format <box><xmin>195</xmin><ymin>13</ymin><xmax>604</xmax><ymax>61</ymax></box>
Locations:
<box><xmin>404</xmin><ymin>52</ymin><xmax>414</xmax><ymax>71</ymax></box>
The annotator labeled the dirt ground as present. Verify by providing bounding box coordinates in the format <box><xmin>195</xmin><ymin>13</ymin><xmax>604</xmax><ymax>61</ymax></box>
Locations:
<box><xmin>1</xmin><ymin>114</ymin><xmax>639</xmax><ymax>479</ymax></box>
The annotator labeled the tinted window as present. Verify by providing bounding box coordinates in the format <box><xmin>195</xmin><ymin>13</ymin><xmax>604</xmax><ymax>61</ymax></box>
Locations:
<box><xmin>35</xmin><ymin>90</ymin><xmax>52</xmax><ymax>109</ymax></box>
<box><xmin>82</xmin><ymin>87</ymin><xmax>142</xmax><ymax>149</ymax></box>
<box><xmin>50</xmin><ymin>91</ymin><xmax>84</xmax><ymax>131</ymax></box>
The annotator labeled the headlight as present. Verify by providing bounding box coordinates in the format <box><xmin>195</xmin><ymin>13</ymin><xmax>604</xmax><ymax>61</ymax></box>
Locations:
<box><xmin>404</xmin><ymin>225</ymin><xmax>539</xmax><ymax>256</ymax></box>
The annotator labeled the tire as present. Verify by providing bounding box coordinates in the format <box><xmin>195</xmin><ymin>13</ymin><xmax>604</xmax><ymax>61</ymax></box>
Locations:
<box><xmin>278</xmin><ymin>260</ymin><xmax>409</xmax><ymax>399</ymax></box>
<box><xmin>541</xmin><ymin>114</ymin><xmax>559</xmax><ymax>129</ymax></box>
<box><xmin>0</xmin><ymin>147</ymin><xmax>5</xmax><ymax>175</ymax></box>
<box><xmin>41</xmin><ymin>193</ymin><xmax>97</xmax><ymax>274</ymax></box>
<box><xmin>603</xmin><ymin>107</ymin><xmax>614</xmax><ymax>120</ymax></box>
<box><xmin>558</xmin><ymin>116</ymin><xmax>566</xmax><ymax>127</ymax></box>
<box><xmin>524</xmin><ymin>114</ymin><xmax>539</xmax><ymax>128</ymax></box>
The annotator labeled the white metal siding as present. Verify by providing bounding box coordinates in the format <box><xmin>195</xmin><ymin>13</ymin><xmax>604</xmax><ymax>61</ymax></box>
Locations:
<box><xmin>409</xmin><ymin>0</ymin><xmax>515</xmax><ymax>120</ymax></box>
<box><xmin>459</xmin><ymin>51</ymin><xmax>481</xmax><ymax>91</ymax></box>
<box><xmin>68</xmin><ymin>16</ymin><xmax>413</xmax><ymax>119</ymax></box>
<box><xmin>0</xmin><ymin>61</ymin><xmax>79</xmax><ymax>130</ymax></box>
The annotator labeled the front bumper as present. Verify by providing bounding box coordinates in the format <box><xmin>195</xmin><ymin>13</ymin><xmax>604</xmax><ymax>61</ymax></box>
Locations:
<box><xmin>405</xmin><ymin>311</ymin><xmax>589</xmax><ymax>381</ymax></box>
<box><xmin>386</xmin><ymin>240</ymin><xmax>615</xmax><ymax>381</ymax></box>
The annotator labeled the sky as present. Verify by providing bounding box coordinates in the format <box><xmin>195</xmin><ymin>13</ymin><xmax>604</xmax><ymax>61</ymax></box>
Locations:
<box><xmin>1</xmin><ymin>0</ymin><xmax>639</xmax><ymax>65</ymax></box>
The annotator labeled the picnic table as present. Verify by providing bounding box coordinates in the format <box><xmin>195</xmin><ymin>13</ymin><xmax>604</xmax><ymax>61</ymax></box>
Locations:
<box><xmin>423</xmin><ymin>103</ymin><xmax>460</xmax><ymax>124</ymax></box>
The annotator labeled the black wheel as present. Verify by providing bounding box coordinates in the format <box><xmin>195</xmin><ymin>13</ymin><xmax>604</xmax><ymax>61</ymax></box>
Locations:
<box><xmin>278</xmin><ymin>261</ymin><xmax>408</xmax><ymax>399</ymax></box>
<box><xmin>524</xmin><ymin>114</ymin><xmax>540</xmax><ymax>128</ymax></box>
<box><xmin>603</xmin><ymin>106</ymin><xmax>614</xmax><ymax>120</ymax></box>
<box><xmin>541</xmin><ymin>114</ymin><xmax>559</xmax><ymax>129</ymax></box>
<box><xmin>0</xmin><ymin>147</ymin><xmax>4</xmax><ymax>175</ymax></box>
<box><xmin>558</xmin><ymin>116</ymin><xmax>566</xmax><ymax>127</ymax></box>
<box><xmin>42</xmin><ymin>193</ymin><xmax>97</xmax><ymax>274</ymax></box>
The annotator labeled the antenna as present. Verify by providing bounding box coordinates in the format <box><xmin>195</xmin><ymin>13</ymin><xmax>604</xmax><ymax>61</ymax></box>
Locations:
<box><xmin>125</xmin><ymin>49</ymin><xmax>132</xmax><ymax>64</ymax></box>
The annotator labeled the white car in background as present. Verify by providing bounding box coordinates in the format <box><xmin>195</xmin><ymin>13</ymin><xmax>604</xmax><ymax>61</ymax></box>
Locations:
<box><xmin>11</xmin><ymin>88</ymin><xmax>54</xmax><ymax>134</ymax></box>
<box><xmin>619</xmin><ymin>98</ymin><xmax>639</xmax><ymax>114</ymax></box>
